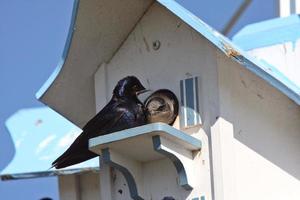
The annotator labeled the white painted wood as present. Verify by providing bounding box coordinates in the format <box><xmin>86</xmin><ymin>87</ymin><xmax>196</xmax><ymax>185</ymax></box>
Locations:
<box><xmin>158</xmin><ymin>136</ymin><xmax>198</xmax><ymax>189</ymax></box>
<box><xmin>40</xmin><ymin>0</ymin><xmax>153</xmax><ymax>127</ymax></box>
<box><xmin>99</xmin><ymin>157</ymin><xmax>195</xmax><ymax>199</ymax></box>
<box><xmin>40</xmin><ymin>0</ymin><xmax>300</xmax><ymax>199</ymax></box>
<box><xmin>142</xmin><ymin>158</ymin><xmax>190</xmax><ymax>199</ymax></box>
<box><xmin>89</xmin><ymin>1</ymin><xmax>300</xmax><ymax>200</ymax></box>
<box><xmin>248</xmin><ymin>39</ymin><xmax>300</xmax><ymax>87</ymax></box>
<box><xmin>99</xmin><ymin>159</ymin><xmax>113</xmax><ymax>200</ymax></box>
<box><xmin>211</xmin><ymin>118</ymin><xmax>236</xmax><ymax>200</ymax></box>
<box><xmin>217</xmin><ymin>51</ymin><xmax>300</xmax><ymax>200</ymax></box>
<box><xmin>89</xmin><ymin>124</ymin><xmax>201</xmax><ymax>162</ymax></box>
<box><xmin>296</xmin><ymin>0</ymin><xmax>300</xmax><ymax>12</ymax></box>
<box><xmin>59</xmin><ymin>175</ymin><xmax>81</xmax><ymax>200</ymax></box>
<box><xmin>80</xmin><ymin>172</ymin><xmax>101</xmax><ymax>200</ymax></box>
<box><xmin>58</xmin><ymin>172</ymin><xmax>100</xmax><ymax>200</ymax></box>
<box><xmin>93</xmin><ymin>3</ymin><xmax>218</xmax><ymax>199</ymax></box>
<box><xmin>104</xmin><ymin>2</ymin><xmax>220</xmax><ymax>133</ymax></box>
<box><xmin>279</xmin><ymin>0</ymin><xmax>300</xmax><ymax>16</ymax></box>
<box><xmin>106</xmin><ymin>149</ymin><xmax>145</xmax><ymax>199</ymax></box>
<box><xmin>91</xmin><ymin>132</ymin><xmax>204</xmax><ymax>199</ymax></box>
<box><xmin>279</xmin><ymin>0</ymin><xmax>291</xmax><ymax>17</ymax></box>
<box><xmin>94</xmin><ymin>63</ymin><xmax>108</xmax><ymax>113</ymax></box>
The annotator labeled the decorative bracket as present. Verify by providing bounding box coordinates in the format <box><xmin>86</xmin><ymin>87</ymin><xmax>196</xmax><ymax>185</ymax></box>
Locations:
<box><xmin>152</xmin><ymin>135</ymin><xmax>194</xmax><ymax>190</ymax></box>
<box><xmin>89</xmin><ymin>123</ymin><xmax>201</xmax><ymax>199</ymax></box>
<box><xmin>101</xmin><ymin>148</ymin><xmax>143</xmax><ymax>200</ymax></box>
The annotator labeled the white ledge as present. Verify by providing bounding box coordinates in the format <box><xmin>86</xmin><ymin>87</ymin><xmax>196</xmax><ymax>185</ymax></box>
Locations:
<box><xmin>89</xmin><ymin>123</ymin><xmax>202</xmax><ymax>200</ymax></box>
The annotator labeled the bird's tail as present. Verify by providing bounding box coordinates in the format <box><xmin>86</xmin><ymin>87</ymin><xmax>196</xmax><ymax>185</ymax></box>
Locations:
<box><xmin>47</xmin><ymin>165</ymin><xmax>55</xmax><ymax>171</ymax></box>
<box><xmin>51</xmin><ymin>150</ymin><xmax>97</xmax><ymax>169</ymax></box>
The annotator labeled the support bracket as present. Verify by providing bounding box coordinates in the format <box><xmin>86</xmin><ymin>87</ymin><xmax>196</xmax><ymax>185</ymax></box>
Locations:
<box><xmin>89</xmin><ymin>123</ymin><xmax>202</xmax><ymax>199</ymax></box>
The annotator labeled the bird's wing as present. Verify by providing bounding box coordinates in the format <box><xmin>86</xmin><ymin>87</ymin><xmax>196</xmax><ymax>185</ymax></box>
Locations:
<box><xmin>51</xmin><ymin>101</ymin><xmax>127</xmax><ymax>168</ymax></box>
<box><xmin>82</xmin><ymin>101</ymin><xmax>127</xmax><ymax>137</ymax></box>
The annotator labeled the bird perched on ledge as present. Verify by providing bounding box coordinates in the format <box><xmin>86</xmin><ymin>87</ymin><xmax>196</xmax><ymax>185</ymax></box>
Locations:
<box><xmin>52</xmin><ymin>76</ymin><xmax>148</xmax><ymax>169</ymax></box>
<box><xmin>144</xmin><ymin>89</ymin><xmax>179</xmax><ymax>126</ymax></box>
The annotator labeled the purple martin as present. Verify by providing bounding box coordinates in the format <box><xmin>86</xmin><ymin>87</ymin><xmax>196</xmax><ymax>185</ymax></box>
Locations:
<box><xmin>162</xmin><ymin>197</ymin><xmax>175</xmax><ymax>200</ymax></box>
<box><xmin>52</xmin><ymin>76</ymin><xmax>148</xmax><ymax>169</ymax></box>
<box><xmin>144</xmin><ymin>89</ymin><xmax>179</xmax><ymax>125</ymax></box>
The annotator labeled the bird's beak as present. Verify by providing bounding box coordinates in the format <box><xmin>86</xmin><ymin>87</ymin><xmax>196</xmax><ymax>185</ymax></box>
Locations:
<box><xmin>137</xmin><ymin>89</ymin><xmax>151</xmax><ymax>95</ymax></box>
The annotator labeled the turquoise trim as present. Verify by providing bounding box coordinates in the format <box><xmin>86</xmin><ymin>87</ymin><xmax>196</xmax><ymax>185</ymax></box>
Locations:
<box><xmin>186</xmin><ymin>78</ymin><xmax>195</xmax><ymax>126</ymax></box>
<box><xmin>89</xmin><ymin>123</ymin><xmax>202</xmax><ymax>150</ymax></box>
<box><xmin>195</xmin><ymin>77</ymin><xmax>200</xmax><ymax>124</ymax></box>
<box><xmin>179</xmin><ymin>79</ymin><xmax>185</xmax><ymax>128</ymax></box>
<box><xmin>35</xmin><ymin>0</ymin><xmax>80</xmax><ymax>99</ymax></box>
<box><xmin>233</xmin><ymin>15</ymin><xmax>300</xmax><ymax>50</ymax></box>
<box><xmin>236</xmin><ymin>55</ymin><xmax>300</xmax><ymax>105</ymax></box>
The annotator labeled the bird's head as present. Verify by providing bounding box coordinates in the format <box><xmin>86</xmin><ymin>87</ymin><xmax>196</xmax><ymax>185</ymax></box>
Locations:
<box><xmin>144</xmin><ymin>89</ymin><xmax>179</xmax><ymax>125</ymax></box>
<box><xmin>113</xmin><ymin>76</ymin><xmax>148</xmax><ymax>97</ymax></box>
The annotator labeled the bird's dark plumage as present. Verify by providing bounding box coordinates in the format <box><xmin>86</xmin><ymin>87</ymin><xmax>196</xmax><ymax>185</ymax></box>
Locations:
<box><xmin>52</xmin><ymin>76</ymin><xmax>148</xmax><ymax>169</ymax></box>
<box><xmin>144</xmin><ymin>89</ymin><xmax>179</xmax><ymax>125</ymax></box>
<box><xmin>162</xmin><ymin>197</ymin><xmax>175</xmax><ymax>200</ymax></box>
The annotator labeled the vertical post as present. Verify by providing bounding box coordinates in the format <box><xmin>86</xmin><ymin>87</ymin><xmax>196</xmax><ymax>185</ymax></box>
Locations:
<box><xmin>211</xmin><ymin>118</ymin><xmax>236</xmax><ymax>200</ymax></box>
<box><xmin>222</xmin><ymin>0</ymin><xmax>252</xmax><ymax>36</ymax></box>
<box><xmin>58</xmin><ymin>175</ymin><xmax>81</xmax><ymax>200</ymax></box>
<box><xmin>99</xmin><ymin>157</ymin><xmax>113</xmax><ymax>200</ymax></box>
<box><xmin>279</xmin><ymin>0</ymin><xmax>291</xmax><ymax>17</ymax></box>
<box><xmin>296</xmin><ymin>0</ymin><xmax>300</xmax><ymax>13</ymax></box>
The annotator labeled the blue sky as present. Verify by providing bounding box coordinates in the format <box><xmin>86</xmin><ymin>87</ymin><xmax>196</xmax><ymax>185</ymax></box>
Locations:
<box><xmin>0</xmin><ymin>0</ymin><xmax>277</xmax><ymax>199</ymax></box>
<box><xmin>3</xmin><ymin>107</ymin><xmax>98</xmax><ymax>175</ymax></box>
<box><xmin>175</xmin><ymin>0</ymin><xmax>277</xmax><ymax>36</ymax></box>
<box><xmin>0</xmin><ymin>0</ymin><xmax>74</xmax><ymax>199</ymax></box>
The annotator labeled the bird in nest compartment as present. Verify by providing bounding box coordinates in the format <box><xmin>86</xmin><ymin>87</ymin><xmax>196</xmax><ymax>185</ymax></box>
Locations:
<box><xmin>144</xmin><ymin>89</ymin><xmax>179</xmax><ymax>126</ymax></box>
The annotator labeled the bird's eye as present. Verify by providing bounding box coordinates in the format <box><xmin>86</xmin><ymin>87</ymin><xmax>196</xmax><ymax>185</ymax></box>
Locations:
<box><xmin>157</xmin><ymin>104</ymin><xmax>166</xmax><ymax>111</ymax></box>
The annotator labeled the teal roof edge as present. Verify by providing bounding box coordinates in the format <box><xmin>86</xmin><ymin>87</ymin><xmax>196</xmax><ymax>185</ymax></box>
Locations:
<box><xmin>36</xmin><ymin>0</ymin><xmax>300</xmax><ymax>105</ymax></box>
<box><xmin>35</xmin><ymin>0</ymin><xmax>79</xmax><ymax>99</ymax></box>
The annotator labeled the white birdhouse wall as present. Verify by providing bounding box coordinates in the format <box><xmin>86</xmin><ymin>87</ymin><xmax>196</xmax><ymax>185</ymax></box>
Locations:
<box><xmin>247</xmin><ymin>40</ymin><xmax>300</xmax><ymax>87</ymax></box>
<box><xmin>94</xmin><ymin>2</ymin><xmax>220</xmax><ymax>200</ymax></box>
<box><xmin>215</xmin><ymin>50</ymin><xmax>300</xmax><ymax>200</ymax></box>
<box><xmin>94</xmin><ymin>2</ymin><xmax>220</xmax><ymax>133</ymax></box>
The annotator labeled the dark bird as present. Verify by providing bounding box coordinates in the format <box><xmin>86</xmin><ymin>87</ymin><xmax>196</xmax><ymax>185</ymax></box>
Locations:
<box><xmin>162</xmin><ymin>197</ymin><xmax>175</xmax><ymax>200</ymax></box>
<box><xmin>144</xmin><ymin>89</ymin><xmax>179</xmax><ymax>125</ymax></box>
<box><xmin>52</xmin><ymin>76</ymin><xmax>148</xmax><ymax>169</ymax></box>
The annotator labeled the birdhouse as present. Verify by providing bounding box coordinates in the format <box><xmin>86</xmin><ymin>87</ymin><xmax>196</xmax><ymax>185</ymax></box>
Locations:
<box><xmin>3</xmin><ymin>0</ymin><xmax>300</xmax><ymax>200</ymax></box>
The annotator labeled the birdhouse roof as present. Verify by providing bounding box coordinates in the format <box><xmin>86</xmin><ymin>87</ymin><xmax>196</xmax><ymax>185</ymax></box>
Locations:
<box><xmin>36</xmin><ymin>0</ymin><xmax>300</xmax><ymax>129</ymax></box>
<box><xmin>233</xmin><ymin>14</ymin><xmax>300</xmax><ymax>50</ymax></box>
